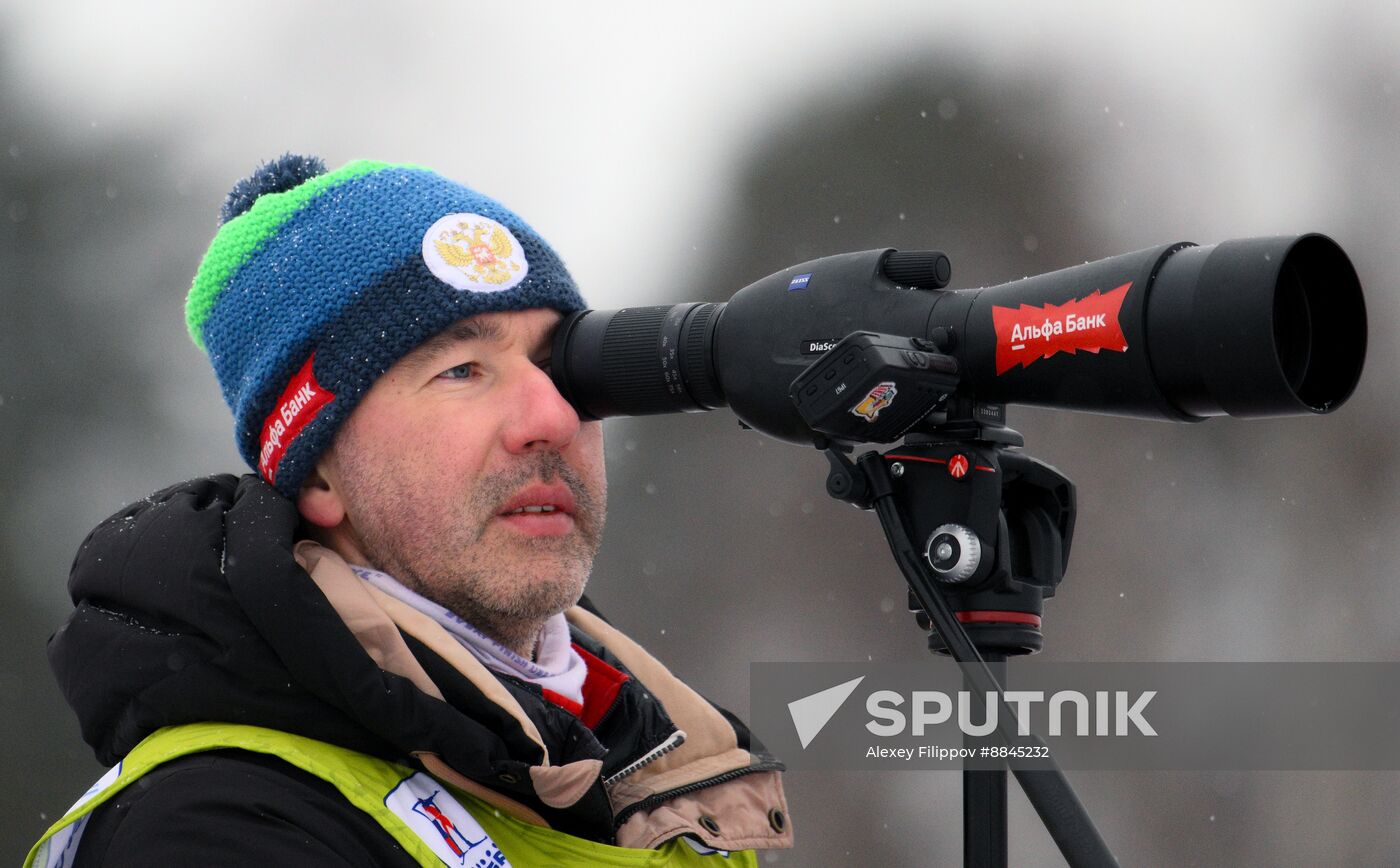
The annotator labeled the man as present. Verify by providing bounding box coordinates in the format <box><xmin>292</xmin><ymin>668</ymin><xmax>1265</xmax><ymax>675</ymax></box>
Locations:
<box><xmin>30</xmin><ymin>155</ymin><xmax>792</xmax><ymax>866</ymax></box>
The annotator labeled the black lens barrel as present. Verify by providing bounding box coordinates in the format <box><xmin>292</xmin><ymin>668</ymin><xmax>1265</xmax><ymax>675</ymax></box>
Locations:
<box><xmin>551</xmin><ymin>302</ymin><xmax>726</xmax><ymax>421</ymax></box>
<box><xmin>1144</xmin><ymin>234</ymin><xmax>1365</xmax><ymax>418</ymax></box>
<box><xmin>956</xmin><ymin>234</ymin><xmax>1366</xmax><ymax>422</ymax></box>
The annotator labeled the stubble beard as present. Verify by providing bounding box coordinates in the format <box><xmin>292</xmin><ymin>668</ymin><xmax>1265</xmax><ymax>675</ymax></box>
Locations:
<box><xmin>339</xmin><ymin>449</ymin><xmax>606</xmax><ymax>654</ymax></box>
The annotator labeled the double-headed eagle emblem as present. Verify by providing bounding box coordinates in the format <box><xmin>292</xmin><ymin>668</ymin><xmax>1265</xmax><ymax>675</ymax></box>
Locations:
<box><xmin>432</xmin><ymin>219</ymin><xmax>522</xmax><ymax>285</ymax></box>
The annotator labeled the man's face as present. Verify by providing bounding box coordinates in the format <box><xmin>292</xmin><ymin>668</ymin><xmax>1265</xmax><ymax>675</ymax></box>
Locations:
<box><xmin>307</xmin><ymin>308</ymin><xmax>606</xmax><ymax>648</ymax></box>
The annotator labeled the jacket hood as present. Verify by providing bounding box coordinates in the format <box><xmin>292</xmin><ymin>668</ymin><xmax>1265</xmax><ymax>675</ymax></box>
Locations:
<box><xmin>50</xmin><ymin>474</ymin><xmax>789</xmax><ymax>848</ymax></box>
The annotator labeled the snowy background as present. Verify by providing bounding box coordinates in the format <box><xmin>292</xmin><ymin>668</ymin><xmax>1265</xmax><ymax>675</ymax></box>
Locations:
<box><xmin>4</xmin><ymin>1</ymin><xmax>1398</xmax><ymax>863</ymax></box>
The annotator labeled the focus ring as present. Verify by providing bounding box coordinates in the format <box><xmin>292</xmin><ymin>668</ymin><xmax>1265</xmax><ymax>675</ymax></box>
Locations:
<box><xmin>601</xmin><ymin>307</ymin><xmax>679</xmax><ymax>414</ymax></box>
<box><xmin>680</xmin><ymin>303</ymin><xmax>724</xmax><ymax>410</ymax></box>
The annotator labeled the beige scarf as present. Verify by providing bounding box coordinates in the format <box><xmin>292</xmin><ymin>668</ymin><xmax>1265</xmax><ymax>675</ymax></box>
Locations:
<box><xmin>294</xmin><ymin>540</ymin><xmax>792</xmax><ymax>851</ymax></box>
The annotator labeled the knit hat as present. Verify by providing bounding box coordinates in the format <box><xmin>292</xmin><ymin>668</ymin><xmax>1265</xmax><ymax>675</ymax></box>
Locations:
<box><xmin>186</xmin><ymin>154</ymin><xmax>586</xmax><ymax>499</ymax></box>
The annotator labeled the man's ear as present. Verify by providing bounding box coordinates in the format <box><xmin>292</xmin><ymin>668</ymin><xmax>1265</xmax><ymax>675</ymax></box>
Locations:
<box><xmin>297</xmin><ymin>460</ymin><xmax>346</xmax><ymax>528</ymax></box>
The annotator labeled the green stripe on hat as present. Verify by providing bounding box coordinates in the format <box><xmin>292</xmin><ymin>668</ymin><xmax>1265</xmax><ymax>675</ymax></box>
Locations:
<box><xmin>185</xmin><ymin>159</ymin><xmax>401</xmax><ymax>350</ymax></box>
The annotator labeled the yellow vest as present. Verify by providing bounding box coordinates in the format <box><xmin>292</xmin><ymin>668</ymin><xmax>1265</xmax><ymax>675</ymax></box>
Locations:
<box><xmin>28</xmin><ymin>722</ymin><xmax>757</xmax><ymax>868</ymax></box>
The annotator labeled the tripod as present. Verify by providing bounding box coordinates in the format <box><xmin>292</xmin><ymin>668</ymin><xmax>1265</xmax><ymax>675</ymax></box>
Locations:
<box><xmin>820</xmin><ymin>405</ymin><xmax>1118</xmax><ymax>868</ymax></box>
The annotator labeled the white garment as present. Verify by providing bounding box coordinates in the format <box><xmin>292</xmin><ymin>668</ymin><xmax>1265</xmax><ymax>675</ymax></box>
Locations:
<box><xmin>349</xmin><ymin>565</ymin><xmax>587</xmax><ymax>705</ymax></box>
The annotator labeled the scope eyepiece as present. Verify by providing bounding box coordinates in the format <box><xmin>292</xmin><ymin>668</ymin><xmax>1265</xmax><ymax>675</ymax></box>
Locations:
<box><xmin>551</xmin><ymin>302</ymin><xmax>726</xmax><ymax>421</ymax></box>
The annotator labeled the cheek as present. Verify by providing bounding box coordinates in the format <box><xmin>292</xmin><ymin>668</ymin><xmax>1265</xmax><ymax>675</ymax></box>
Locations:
<box><xmin>338</xmin><ymin>414</ymin><xmax>466</xmax><ymax>506</ymax></box>
<box><xmin>338</xmin><ymin>434</ymin><xmax>468</xmax><ymax>550</ymax></box>
<box><xmin>368</xmin><ymin>408</ymin><xmax>495</xmax><ymax>474</ymax></box>
<box><xmin>575</xmin><ymin>424</ymin><xmax>607</xmax><ymax>486</ymax></box>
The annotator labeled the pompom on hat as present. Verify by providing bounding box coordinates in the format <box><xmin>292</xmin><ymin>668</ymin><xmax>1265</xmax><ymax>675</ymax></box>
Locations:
<box><xmin>186</xmin><ymin>154</ymin><xmax>586</xmax><ymax>498</ymax></box>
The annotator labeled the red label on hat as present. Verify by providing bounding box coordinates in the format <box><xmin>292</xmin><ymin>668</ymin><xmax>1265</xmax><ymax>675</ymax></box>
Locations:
<box><xmin>992</xmin><ymin>283</ymin><xmax>1131</xmax><ymax>374</ymax></box>
<box><xmin>258</xmin><ymin>353</ymin><xmax>335</xmax><ymax>484</ymax></box>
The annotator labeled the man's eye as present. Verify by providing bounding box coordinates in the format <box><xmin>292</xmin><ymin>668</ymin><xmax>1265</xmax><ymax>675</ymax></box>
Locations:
<box><xmin>437</xmin><ymin>362</ymin><xmax>476</xmax><ymax>380</ymax></box>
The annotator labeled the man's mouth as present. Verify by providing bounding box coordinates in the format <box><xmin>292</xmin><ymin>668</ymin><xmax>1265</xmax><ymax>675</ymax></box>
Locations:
<box><xmin>495</xmin><ymin>483</ymin><xmax>577</xmax><ymax>536</ymax></box>
<box><xmin>504</xmin><ymin>505</ymin><xmax>559</xmax><ymax>515</ymax></box>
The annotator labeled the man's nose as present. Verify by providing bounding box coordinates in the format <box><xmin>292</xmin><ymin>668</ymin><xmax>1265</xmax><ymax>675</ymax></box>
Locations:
<box><xmin>503</xmin><ymin>363</ymin><xmax>582</xmax><ymax>453</ymax></box>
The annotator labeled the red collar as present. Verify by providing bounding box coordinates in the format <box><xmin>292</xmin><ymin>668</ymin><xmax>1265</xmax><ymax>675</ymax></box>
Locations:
<box><xmin>541</xmin><ymin>643</ymin><xmax>630</xmax><ymax>729</ymax></box>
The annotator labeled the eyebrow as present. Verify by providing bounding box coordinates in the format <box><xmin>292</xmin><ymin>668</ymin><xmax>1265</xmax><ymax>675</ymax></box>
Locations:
<box><xmin>396</xmin><ymin>317</ymin><xmax>508</xmax><ymax>376</ymax></box>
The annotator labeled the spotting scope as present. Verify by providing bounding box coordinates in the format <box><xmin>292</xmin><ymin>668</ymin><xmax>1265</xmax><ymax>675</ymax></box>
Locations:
<box><xmin>550</xmin><ymin>235</ymin><xmax>1366</xmax><ymax>445</ymax></box>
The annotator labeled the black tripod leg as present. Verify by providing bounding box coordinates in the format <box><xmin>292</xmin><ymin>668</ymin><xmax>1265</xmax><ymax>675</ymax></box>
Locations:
<box><xmin>964</xmin><ymin>652</ymin><xmax>1007</xmax><ymax>867</ymax></box>
<box><xmin>1011</xmin><ymin>767</ymin><xmax>1114</xmax><ymax>868</ymax></box>
<box><xmin>964</xmin><ymin>767</ymin><xmax>1008</xmax><ymax>867</ymax></box>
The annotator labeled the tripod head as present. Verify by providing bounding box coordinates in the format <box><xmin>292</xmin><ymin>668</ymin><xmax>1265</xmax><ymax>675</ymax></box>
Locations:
<box><xmin>788</xmin><ymin>322</ymin><xmax>1073</xmax><ymax>656</ymax></box>
<box><xmin>821</xmin><ymin>401</ymin><xmax>1073</xmax><ymax>658</ymax></box>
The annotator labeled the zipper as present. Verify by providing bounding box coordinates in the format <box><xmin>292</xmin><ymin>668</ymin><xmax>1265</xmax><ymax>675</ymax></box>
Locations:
<box><xmin>602</xmin><ymin>729</ymin><xmax>687</xmax><ymax>789</ymax></box>
<box><xmin>611</xmin><ymin>759</ymin><xmax>786</xmax><ymax>831</ymax></box>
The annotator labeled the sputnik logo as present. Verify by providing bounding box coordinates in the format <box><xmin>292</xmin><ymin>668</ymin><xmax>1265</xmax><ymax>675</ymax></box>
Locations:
<box><xmin>788</xmin><ymin>676</ymin><xmax>866</xmax><ymax>748</ymax></box>
<box><xmin>992</xmin><ymin>283</ymin><xmax>1131</xmax><ymax>374</ymax></box>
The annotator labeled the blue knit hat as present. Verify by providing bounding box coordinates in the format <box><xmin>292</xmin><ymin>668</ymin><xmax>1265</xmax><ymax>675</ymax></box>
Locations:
<box><xmin>186</xmin><ymin>154</ymin><xmax>586</xmax><ymax>498</ymax></box>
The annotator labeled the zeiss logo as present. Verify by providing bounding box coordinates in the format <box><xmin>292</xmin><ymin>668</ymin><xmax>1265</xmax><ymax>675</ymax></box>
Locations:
<box><xmin>788</xmin><ymin>273</ymin><xmax>813</xmax><ymax>291</ymax></box>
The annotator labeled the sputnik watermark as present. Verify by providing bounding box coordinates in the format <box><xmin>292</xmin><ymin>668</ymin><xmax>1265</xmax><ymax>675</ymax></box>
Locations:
<box><xmin>865</xmin><ymin>689</ymin><xmax>1156</xmax><ymax>737</ymax></box>
<box><xmin>785</xmin><ymin>679</ymin><xmax>1155</xmax><ymax>753</ymax></box>
<box><xmin>755</xmin><ymin>662</ymin><xmax>1400</xmax><ymax>771</ymax></box>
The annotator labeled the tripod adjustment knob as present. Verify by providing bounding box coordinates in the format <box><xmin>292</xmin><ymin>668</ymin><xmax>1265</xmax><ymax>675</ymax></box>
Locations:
<box><xmin>924</xmin><ymin>523</ymin><xmax>981</xmax><ymax>583</ymax></box>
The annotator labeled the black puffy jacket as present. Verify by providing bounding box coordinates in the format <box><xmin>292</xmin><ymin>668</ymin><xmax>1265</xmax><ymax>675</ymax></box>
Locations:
<box><xmin>49</xmin><ymin>474</ymin><xmax>788</xmax><ymax>864</ymax></box>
